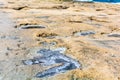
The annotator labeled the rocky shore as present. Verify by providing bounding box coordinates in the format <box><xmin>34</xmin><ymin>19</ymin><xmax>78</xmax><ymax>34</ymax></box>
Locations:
<box><xmin>0</xmin><ymin>0</ymin><xmax>120</xmax><ymax>80</ymax></box>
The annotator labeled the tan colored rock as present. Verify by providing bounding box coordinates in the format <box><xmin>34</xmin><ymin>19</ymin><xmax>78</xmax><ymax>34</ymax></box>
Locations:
<box><xmin>0</xmin><ymin>0</ymin><xmax>120</xmax><ymax>80</ymax></box>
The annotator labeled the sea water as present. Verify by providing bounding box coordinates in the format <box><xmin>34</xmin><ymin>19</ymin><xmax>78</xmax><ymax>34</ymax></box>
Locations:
<box><xmin>73</xmin><ymin>0</ymin><xmax>120</xmax><ymax>3</ymax></box>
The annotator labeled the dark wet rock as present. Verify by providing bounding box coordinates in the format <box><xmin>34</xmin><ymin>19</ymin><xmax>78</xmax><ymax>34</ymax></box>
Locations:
<box><xmin>23</xmin><ymin>49</ymin><xmax>81</xmax><ymax>78</ymax></box>
<box><xmin>108</xmin><ymin>33</ymin><xmax>120</xmax><ymax>37</ymax></box>
<box><xmin>20</xmin><ymin>25</ymin><xmax>46</xmax><ymax>29</ymax></box>
<box><xmin>36</xmin><ymin>69</ymin><xmax>57</xmax><ymax>78</ymax></box>
<box><xmin>74</xmin><ymin>30</ymin><xmax>96</xmax><ymax>36</ymax></box>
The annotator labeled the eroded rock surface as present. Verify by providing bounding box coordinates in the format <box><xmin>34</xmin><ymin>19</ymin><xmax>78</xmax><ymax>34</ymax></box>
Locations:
<box><xmin>0</xmin><ymin>0</ymin><xmax>120</xmax><ymax>80</ymax></box>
